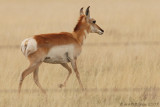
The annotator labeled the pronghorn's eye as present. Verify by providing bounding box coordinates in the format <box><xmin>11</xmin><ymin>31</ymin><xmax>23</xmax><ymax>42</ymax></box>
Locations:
<box><xmin>92</xmin><ymin>21</ymin><xmax>96</xmax><ymax>24</ymax></box>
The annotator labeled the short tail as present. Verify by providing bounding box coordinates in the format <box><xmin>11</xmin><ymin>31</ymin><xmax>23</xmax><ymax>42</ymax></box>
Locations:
<box><xmin>21</xmin><ymin>38</ymin><xmax>37</xmax><ymax>57</ymax></box>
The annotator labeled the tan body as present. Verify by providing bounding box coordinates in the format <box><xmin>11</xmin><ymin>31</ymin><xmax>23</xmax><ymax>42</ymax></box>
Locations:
<box><xmin>34</xmin><ymin>32</ymin><xmax>81</xmax><ymax>64</ymax></box>
<box><xmin>19</xmin><ymin>7</ymin><xmax>104</xmax><ymax>93</ymax></box>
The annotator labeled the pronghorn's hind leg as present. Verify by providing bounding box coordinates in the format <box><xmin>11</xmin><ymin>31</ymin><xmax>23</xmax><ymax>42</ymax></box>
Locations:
<box><xmin>33</xmin><ymin>67</ymin><xmax>46</xmax><ymax>93</ymax></box>
<box><xmin>59</xmin><ymin>63</ymin><xmax>72</xmax><ymax>88</ymax></box>
<box><xmin>18</xmin><ymin>61</ymin><xmax>41</xmax><ymax>93</ymax></box>
<box><xmin>70</xmin><ymin>59</ymin><xmax>84</xmax><ymax>90</ymax></box>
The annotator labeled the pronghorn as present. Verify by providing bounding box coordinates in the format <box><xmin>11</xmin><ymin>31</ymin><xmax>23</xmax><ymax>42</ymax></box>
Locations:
<box><xmin>19</xmin><ymin>6</ymin><xmax>104</xmax><ymax>93</ymax></box>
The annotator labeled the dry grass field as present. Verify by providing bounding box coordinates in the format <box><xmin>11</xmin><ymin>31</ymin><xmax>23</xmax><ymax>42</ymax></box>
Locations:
<box><xmin>0</xmin><ymin>0</ymin><xmax>160</xmax><ymax>106</ymax></box>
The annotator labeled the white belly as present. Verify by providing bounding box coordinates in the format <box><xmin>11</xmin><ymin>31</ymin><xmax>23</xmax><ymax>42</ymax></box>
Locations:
<box><xmin>43</xmin><ymin>45</ymin><xmax>74</xmax><ymax>64</ymax></box>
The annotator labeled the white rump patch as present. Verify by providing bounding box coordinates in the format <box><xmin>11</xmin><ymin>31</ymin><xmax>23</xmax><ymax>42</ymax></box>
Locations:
<box><xmin>21</xmin><ymin>37</ymin><xmax>37</xmax><ymax>57</ymax></box>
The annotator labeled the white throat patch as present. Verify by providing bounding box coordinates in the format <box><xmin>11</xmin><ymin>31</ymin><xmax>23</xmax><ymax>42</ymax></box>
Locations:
<box><xmin>82</xmin><ymin>30</ymin><xmax>88</xmax><ymax>45</ymax></box>
<box><xmin>84</xmin><ymin>30</ymin><xmax>88</xmax><ymax>37</ymax></box>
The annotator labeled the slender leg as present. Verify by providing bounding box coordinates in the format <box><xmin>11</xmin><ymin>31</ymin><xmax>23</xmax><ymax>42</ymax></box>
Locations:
<box><xmin>59</xmin><ymin>63</ymin><xmax>72</xmax><ymax>88</ymax></box>
<box><xmin>33</xmin><ymin>67</ymin><xmax>46</xmax><ymax>93</ymax></box>
<box><xmin>18</xmin><ymin>62</ymin><xmax>41</xmax><ymax>93</ymax></box>
<box><xmin>71</xmin><ymin>60</ymin><xmax>84</xmax><ymax>90</ymax></box>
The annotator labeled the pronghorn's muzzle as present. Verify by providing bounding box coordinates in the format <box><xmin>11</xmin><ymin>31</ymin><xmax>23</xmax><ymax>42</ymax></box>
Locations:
<box><xmin>96</xmin><ymin>24</ymin><xmax>104</xmax><ymax>35</ymax></box>
<box><xmin>98</xmin><ymin>29</ymin><xmax>104</xmax><ymax>35</ymax></box>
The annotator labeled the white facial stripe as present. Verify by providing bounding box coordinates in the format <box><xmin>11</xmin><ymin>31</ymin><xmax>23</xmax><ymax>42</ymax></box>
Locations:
<box><xmin>90</xmin><ymin>25</ymin><xmax>95</xmax><ymax>32</ymax></box>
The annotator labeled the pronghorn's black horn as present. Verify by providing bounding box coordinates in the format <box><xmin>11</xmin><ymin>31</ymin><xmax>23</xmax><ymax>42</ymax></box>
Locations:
<box><xmin>85</xmin><ymin>6</ymin><xmax>90</xmax><ymax>17</ymax></box>
<box><xmin>80</xmin><ymin>7</ymin><xmax>83</xmax><ymax>11</ymax></box>
<box><xmin>80</xmin><ymin>7</ymin><xmax>84</xmax><ymax>15</ymax></box>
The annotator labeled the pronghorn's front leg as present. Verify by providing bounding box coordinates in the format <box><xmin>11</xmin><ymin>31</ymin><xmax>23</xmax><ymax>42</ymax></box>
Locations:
<box><xmin>33</xmin><ymin>67</ymin><xmax>46</xmax><ymax>93</ymax></box>
<box><xmin>59</xmin><ymin>63</ymin><xmax>72</xmax><ymax>88</ymax></box>
<box><xmin>71</xmin><ymin>59</ymin><xmax>84</xmax><ymax>90</ymax></box>
<box><xmin>18</xmin><ymin>62</ymin><xmax>41</xmax><ymax>93</ymax></box>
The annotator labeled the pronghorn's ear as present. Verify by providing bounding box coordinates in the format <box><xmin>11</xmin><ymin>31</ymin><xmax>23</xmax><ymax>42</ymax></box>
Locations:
<box><xmin>85</xmin><ymin>6</ymin><xmax>90</xmax><ymax>19</ymax></box>
<box><xmin>80</xmin><ymin>7</ymin><xmax>84</xmax><ymax>16</ymax></box>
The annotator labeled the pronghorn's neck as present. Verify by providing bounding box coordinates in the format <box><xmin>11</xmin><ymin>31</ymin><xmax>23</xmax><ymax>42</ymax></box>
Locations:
<box><xmin>73</xmin><ymin>15</ymin><xmax>89</xmax><ymax>45</ymax></box>
<box><xmin>73</xmin><ymin>29</ymin><xmax>88</xmax><ymax>45</ymax></box>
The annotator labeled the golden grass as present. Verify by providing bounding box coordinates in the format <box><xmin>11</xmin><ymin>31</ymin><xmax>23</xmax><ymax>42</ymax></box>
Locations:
<box><xmin>0</xmin><ymin>0</ymin><xmax>160</xmax><ymax>107</ymax></box>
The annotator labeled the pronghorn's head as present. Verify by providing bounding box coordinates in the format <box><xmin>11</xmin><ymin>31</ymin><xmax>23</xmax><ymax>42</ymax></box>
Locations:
<box><xmin>80</xmin><ymin>6</ymin><xmax>104</xmax><ymax>35</ymax></box>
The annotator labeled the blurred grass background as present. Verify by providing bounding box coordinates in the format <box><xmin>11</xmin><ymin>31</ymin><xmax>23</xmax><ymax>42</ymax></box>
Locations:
<box><xmin>0</xmin><ymin>0</ymin><xmax>160</xmax><ymax>106</ymax></box>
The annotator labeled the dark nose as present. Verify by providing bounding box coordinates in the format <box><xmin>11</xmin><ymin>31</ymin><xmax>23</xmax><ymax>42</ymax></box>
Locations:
<box><xmin>101</xmin><ymin>29</ymin><xmax>104</xmax><ymax>33</ymax></box>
